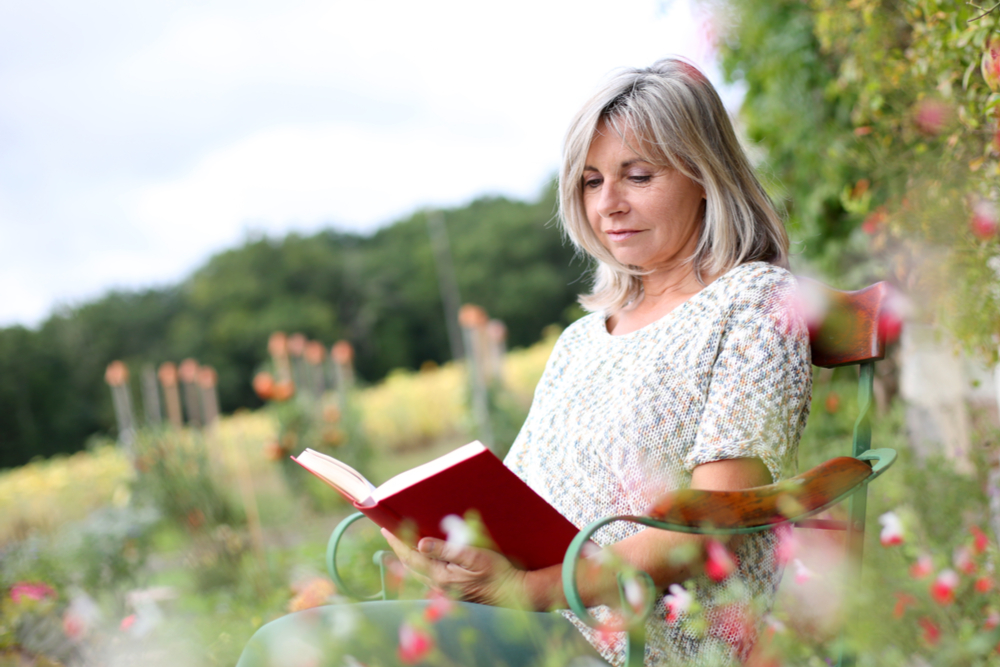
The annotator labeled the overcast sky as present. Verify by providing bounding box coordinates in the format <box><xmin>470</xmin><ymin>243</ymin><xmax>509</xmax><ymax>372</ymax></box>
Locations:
<box><xmin>1</xmin><ymin>0</ymin><xmax>732</xmax><ymax>328</ymax></box>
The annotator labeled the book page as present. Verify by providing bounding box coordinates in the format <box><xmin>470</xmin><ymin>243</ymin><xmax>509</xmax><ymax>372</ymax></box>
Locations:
<box><xmin>293</xmin><ymin>449</ymin><xmax>376</xmax><ymax>503</ymax></box>
<box><xmin>373</xmin><ymin>441</ymin><xmax>486</xmax><ymax>502</ymax></box>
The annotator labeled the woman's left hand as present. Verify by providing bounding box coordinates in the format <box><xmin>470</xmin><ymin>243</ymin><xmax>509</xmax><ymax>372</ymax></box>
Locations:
<box><xmin>381</xmin><ymin>528</ymin><xmax>527</xmax><ymax>608</ymax></box>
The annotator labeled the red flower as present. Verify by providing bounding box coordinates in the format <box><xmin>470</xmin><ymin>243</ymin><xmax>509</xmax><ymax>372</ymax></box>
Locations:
<box><xmin>913</xmin><ymin>99</ymin><xmax>952</xmax><ymax>135</ymax></box>
<box><xmin>10</xmin><ymin>582</ymin><xmax>56</xmax><ymax>604</ymax></box>
<box><xmin>63</xmin><ymin>611</ymin><xmax>86</xmax><ymax>640</ymax></box>
<box><xmin>910</xmin><ymin>555</ymin><xmax>933</xmax><ymax>579</ymax></box>
<box><xmin>423</xmin><ymin>591</ymin><xmax>454</xmax><ymax>623</ymax></box>
<box><xmin>919</xmin><ymin>617</ymin><xmax>941</xmax><ymax>645</ymax></box>
<box><xmin>862</xmin><ymin>208</ymin><xmax>888</xmax><ymax>235</ymax></box>
<box><xmin>878</xmin><ymin>512</ymin><xmax>904</xmax><ymax>546</ymax></box>
<box><xmin>955</xmin><ymin>546</ymin><xmax>977</xmax><ymax>575</ymax></box>
<box><xmin>972</xmin><ymin>526</ymin><xmax>990</xmax><ymax>555</ymax></box>
<box><xmin>705</xmin><ymin>540</ymin><xmax>737</xmax><ymax>582</ymax></box>
<box><xmin>397</xmin><ymin>623</ymin><xmax>434</xmax><ymax>665</ymax></box>
<box><xmin>971</xmin><ymin>200</ymin><xmax>999</xmax><ymax>241</ymax></box>
<box><xmin>893</xmin><ymin>593</ymin><xmax>916</xmax><ymax>619</ymax></box>
<box><xmin>983</xmin><ymin>35</ymin><xmax>1000</xmax><ymax>92</ymax></box>
<box><xmin>976</xmin><ymin>577</ymin><xmax>995</xmax><ymax>594</ymax></box>
<box><xmin>824</xmin><ymin>392</ymin><xmax>841</xmax><ymax>414</ymax></box>
<box><xmin>120</xmin><ymin>614</ymin><xmax>136</xmax><ymax>631</ymax></box>
<box><xmin>985</xmin><ymin>608</ymin><xmax>1000</xmax><ymax>630</ymax></box>
<box><xmin>930</xmin><ymin>569</ymin><xmax>959</xmax><ymax>605</ymax></box>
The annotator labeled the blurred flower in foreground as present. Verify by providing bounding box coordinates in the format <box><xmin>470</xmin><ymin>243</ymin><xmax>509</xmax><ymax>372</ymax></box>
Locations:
<box><xmin>910</xmin><ymin>554</ymin><xmax>933</xmax><ymax>579</ymax></box>
<box><xmin>982</xmin><ymin>35</ymin><xmax>1000</xmax><ymax>92</ymax></box>
<box><xmin>664</xmin><ymin>583</ymin><xmax>692</xmax><ymax>624</ymax></box>
<box><xmin>423</xmin><ymin>590</ymin><xmax>454</xmax><ymax>623</ymax></box>
<box><xmin>954</xmin><ymin>545</ymin><xmax>976</xmax><ymax>575</ymax></box>
<box><xmin>971</xmin><ymin>526</ymin><xmax>990</xmax><ymax>554</ymax></box>
<box><xmin>705</xmin><ymin>540</ymin><xmax>737</xmax><ymax>582</ymax></box>
<box><xmin>397</xmin><ymin>622</ymin><xmax>433</xmax><ymax>664</ymax></box>
<box><xmin>878</xmin><ymin>511</ymin><xmax>904</xmax><ymax>546</ymax></box>
<box><xmin>10</xmin><ymin>581</ymin><xmax>56</xmax><ymax>603</ymax></box>
<box><xmin>288</xmin><ymin>577</ymin><xmax>336</xmax><ymax>612</ymax></box>
<box><xmin>893</xmin><ymin>593</ymin><xmax>916</xmax><ymax>619</ymax></box>
<box><xmin>930</xmin><ymin>569</ymin><xmax>959</xmax><ymax>605</ymax></box>
<box><xmin>971</xmin><ymin>200</ymin><xmax>998</xmax><ymax>241</ymax></box>
<box><xmin>913</xmin><ymin>99</ymin><xmax>952</xmax><ymax>135</ymax></box>
<box><xmin>861</xmin><ymin>206</ymin><xmax>888</xmax><ymax>235</ymax></box>
<box><xmin>793</xmin><ymin>558</ymin><xmax>813</xmax><ymax>585</ymax></box>
<box><xmin>62</xmin><ymin>593</ymin><xmax>100</xmax><ymax>640</ymax></box>
<box><xmin>919</xmin><ymin>616</ymin><xmax>941</xmax><ymax>645</ymax></box>
<box><xmin>774</xmin><ymin>524</ymin><xmax>797</xmax><ymax>565</ymax></box>
<box><xmin>976</xmin><ymin>576</ymin><xmax>995</xmax><ymax>593</ymax></box>
<box><xmin>440</xmin><ymin>514</ymin><xmax>474</xmax><ymax>547</ymax></box>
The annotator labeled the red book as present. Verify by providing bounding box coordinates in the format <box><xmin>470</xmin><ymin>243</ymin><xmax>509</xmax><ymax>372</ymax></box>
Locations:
<box><xmin>292</xmin><ymin>441</ymin><xmax>581</xmax><ymax>570</ymax></box>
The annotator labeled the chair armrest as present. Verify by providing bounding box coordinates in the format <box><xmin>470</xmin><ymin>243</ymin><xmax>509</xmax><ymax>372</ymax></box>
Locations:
<box><xmin>326</xmin><ymin>511</ymin><xmax>391</xmax><ymax>601</ymax></box>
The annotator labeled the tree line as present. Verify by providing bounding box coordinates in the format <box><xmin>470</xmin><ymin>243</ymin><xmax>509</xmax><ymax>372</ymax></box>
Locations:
<box><xmin>0</xmin><ymin>184</ymin><xmax>588</xmax><ymax>469</ymax></box>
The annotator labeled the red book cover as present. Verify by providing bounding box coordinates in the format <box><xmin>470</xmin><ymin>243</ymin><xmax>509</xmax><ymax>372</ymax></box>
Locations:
<box><xmin>294</xmin><ymin>443</ymin><xmax>581</xmax><ymax>571</ymax></box>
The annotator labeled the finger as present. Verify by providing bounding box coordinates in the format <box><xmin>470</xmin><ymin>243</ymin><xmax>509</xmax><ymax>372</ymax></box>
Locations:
<box><xmin>418</xmin><ymin>538</ymin><xmax>492</xmax><ymax>570</ymax></box>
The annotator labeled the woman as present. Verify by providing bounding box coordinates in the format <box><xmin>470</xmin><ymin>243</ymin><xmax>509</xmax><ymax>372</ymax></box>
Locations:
<box><xmin>239</xmin><ymin>58</ymin><xmax>811</xmax><ymax>667</ymax></box>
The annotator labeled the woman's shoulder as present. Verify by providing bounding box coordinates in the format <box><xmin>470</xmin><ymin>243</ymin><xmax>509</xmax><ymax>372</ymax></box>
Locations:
<box><xmin>711</xmin><ymin>262</ymin><xmax>797</xmax><ymax>311</ymax></box>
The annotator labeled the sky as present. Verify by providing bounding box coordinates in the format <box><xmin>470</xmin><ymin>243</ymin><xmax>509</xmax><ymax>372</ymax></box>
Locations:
<box><xmin>0</xmin><ymin>0</ymin><xmax>731</xmax><ymax>328</ymax></box>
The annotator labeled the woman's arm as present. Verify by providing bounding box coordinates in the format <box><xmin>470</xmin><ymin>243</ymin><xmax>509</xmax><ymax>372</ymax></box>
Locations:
<box><xmin>383</xmin><ymin>455</ymin><xmax>772</xmax><ymax>611</ymax></box>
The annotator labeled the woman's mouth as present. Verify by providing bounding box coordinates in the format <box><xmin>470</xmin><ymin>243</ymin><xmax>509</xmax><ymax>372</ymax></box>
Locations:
<box><xmin>606</xmin><ymin>229</ymin><xmax>642</xmax><ymax>241</ymax></box>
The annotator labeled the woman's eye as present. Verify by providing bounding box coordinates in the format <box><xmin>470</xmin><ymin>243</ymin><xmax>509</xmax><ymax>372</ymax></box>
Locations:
<box><xmin>583</xmin><ymin>178</ymin><xmax>602</xmax><ymax>189</ymax></box>
<box><xmin>629</xmin><ymin>174</ymin><xmax>652</xmax><ymax>184</ymax></box>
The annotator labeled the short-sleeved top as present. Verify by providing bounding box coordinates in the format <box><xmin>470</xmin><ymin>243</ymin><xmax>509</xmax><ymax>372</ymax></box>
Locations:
<box><xmin>504</xmin><ymin>262</ymin><xmax>812</xmax><ymax>666</ymax></box>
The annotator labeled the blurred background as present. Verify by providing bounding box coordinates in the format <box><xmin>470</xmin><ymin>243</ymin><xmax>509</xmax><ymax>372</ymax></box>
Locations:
<box><xmin>3</xmin><ymin>0</ymin><xmax>1000</xmax><ymax>665</ymax></box>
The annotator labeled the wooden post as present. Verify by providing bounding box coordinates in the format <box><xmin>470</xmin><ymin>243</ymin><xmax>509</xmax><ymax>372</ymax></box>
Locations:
<box><xmin>268</xmin><ymin>332</ymin><xmax>293</xmax><ymax>383</ymax></box>
<box><xmin>179</xmin><ymin>358</ymin><xmax>202</xmax><ymax>427</ymax></box>
<box><xmin>486</xmin><ymin>319</ymin><xmax>507</xmax><ymax>386</ymax></box>
<box><xmin>331</xmin><ymin>341</ymin><xmax>355</xmax><ymax>411</ymax></box>
<box><xmin>459</xmin><ymin>305</ymin><xmax>493</xmax><ymax>449</ymax></box>
<box><xmin>198</xmin><ymin>366</ymin><xmax>220</xmax><ymax>427</ymax></box>
<box><xmin>141</xmin><ymin>364</ymin><xmax>162</xmax><ymax>426</ymax></box>
<box><xmin>105</xmin><ymin>361</ymin><xmax>136</xmax><ymax>456</ymax></box>
<box><xmin>305</xmin><ymin>341</ymin><xmax>326</xmax><ymax>398</ymax></box>
<box><xmin>158</xmin><ymin>362</ymin><xmax>184</xmax><ymax>429</ymax></box>
<box><xmin>288</xmin><ymin>333</ymin><xmax>307</xmax><ymax>396</ymax></box>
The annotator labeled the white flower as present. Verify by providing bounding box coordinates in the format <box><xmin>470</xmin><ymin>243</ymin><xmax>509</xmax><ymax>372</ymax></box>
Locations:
<box><xmin>664</xmin><ymin>583</ymin><xmax>692</xmax><ymax>623</ymax></box>
<box><xmin>878</xmin><ymin>511</ymin><xmax>904</xmax><ymax>546</ymax></box>
<box><xmin>439</xmin><ymin>514</ymin><xmax>474</xmax><ymax>546</ymax></box>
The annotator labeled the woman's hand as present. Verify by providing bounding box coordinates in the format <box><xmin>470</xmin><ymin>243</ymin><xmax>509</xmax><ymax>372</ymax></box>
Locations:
<box><xmin>381</xmin><ymin>529</ymin><xmax>527</xmax><ymax>608</ymax></box>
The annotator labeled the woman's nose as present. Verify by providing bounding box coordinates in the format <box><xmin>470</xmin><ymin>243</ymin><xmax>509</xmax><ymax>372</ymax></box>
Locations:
<box><xmin>596</xmin><ymin>182</ymin><xmax>628</xmax><ymax>218</ymax></box>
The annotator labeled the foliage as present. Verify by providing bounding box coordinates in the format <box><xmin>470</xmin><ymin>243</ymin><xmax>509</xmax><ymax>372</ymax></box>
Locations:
<box><xmin>131</xmin><ymin>428</ymin><xmax>242</xmax><ymax>531</ymax></box>
<box><xmin>0</xmin><ymin>185</ymin><xmax>584</xmax><ymax>469</ymax></box>
<box><xmin>718</xmin><ymin>0</ymin><xmax>1000</xmax><ymax>356</ymax></box>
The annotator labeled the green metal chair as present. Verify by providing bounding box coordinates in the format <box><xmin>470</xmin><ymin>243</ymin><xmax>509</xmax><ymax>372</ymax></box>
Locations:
<box><xmin>326</xmin><ymin>279</ymin><xmax>897</xmax><ymax>667</ymax></box>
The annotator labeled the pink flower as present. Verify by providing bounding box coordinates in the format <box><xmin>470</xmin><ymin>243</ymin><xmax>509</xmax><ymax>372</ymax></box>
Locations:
<box><xmin>930</xmin><ymin>569</ymin><xmax>960</xmax><ymax>605</ymax></box>
<box><xmin>955</xmin><ymin>545</ymin><xmax>977</xmax><ymax>575</ymax></box>
<box><xmin>862</xmin><ymin>207</ymin><xmax>888</xmax><ymax>235</ymax></box>
<box><xmin>919</xmin><ymin>617</ymin><xmax>941</xmax><ymax>645</ymax></box>
<box><xmin>910</xmin><ymin>554</ymin><xmax>934</xmax><ymax>579</ymax></box>
<box><xmin>10</xmin><ymin>582</ymin><xmax>56</xmax><ymax>604</ymax></box>
<box><xmin>985</xmin><ymin>608</ymin><xmax>1000</xmax><ymax>630</ymax></box>
<box><xmin>972</xmin><ymin>526</ymin><xmax>990</xmax><ymax>554</ymax></box>
<box><xmin>665</xmin><ymin>584</ymin><xmax>692</xmax><ymax>624</ymax></box>
<box><xmin>878</xmin><ymin>512</ymin><xmax>904</xmax><ymax>546</ymax></box>
<box><xmin>971</xmin><ymin>200</ymin><xmax>999</xmax><ymax>241</ymax></box>
<box><xmin>423</xmin><ymin>590</ymin><xmax>454</xmax><ymax>623</ymax></box>
<box><xmin>793</xmin><ymin>559</ymin><xmax>813</xmax><ymax>585</ymax></box>
<box><xmin>63</xmin><ymin>611</ymin><xmax>86</xmax><ymax>640</ymax></box>
<box><xmin>120</xmin><ymin>614</ymin><xmax>136</xmax><ymax>631</ymax></box>
<box><xmin>775</xmin><ymin>525</ymin><xmax>797</xmax><ymax>565</ymax></box>
<box><xmin>913</xmin><ymin>99</ymin><xmax>952</xmax><ymax>135</ymax></box>
<box><xmin>976</xmin><ymin>577</ymin><xmax>995</xmax><ymax>594</ymax></box>
<box><xmin>397</xmin><ymin>622</ymin><xmax>434</xmax><ymax>665</ymax></box>
<box><xmin>705</xmin><ymin>540</ymin><xmax>737</xmax><ymax>582</ymax></box>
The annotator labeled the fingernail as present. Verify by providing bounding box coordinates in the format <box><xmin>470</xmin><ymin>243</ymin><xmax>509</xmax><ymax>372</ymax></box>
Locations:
<box><xmin>418</xmin><ymin>539</ymin><xmax>435</xmax><ymax>553</ymax></box>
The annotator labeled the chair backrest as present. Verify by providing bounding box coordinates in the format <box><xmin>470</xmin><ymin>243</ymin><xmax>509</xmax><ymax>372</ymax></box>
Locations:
<box><xmin>798</xmin><ymin>278</ymin><xmax>890</xmax><ymax>369</ymax></box>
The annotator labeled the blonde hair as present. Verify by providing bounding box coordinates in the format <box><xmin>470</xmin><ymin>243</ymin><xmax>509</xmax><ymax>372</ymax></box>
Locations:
<box><xmin>559</xmin><ymin>58</ymin><xmax>788</xmax><ymax>314</ymax></box>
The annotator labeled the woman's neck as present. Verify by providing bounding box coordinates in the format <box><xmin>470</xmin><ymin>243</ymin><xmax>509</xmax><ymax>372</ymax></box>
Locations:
<box><xmin>605</xmin><ymin>265</ymin><xmax>710</xmax><ymax>336</ymax></box>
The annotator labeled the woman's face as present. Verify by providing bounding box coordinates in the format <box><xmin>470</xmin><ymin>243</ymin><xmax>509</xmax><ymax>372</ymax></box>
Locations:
<box><xmin>582</xmin><ymin>120</ymin><xmax>705</xmax><ymax>273</ymax></box>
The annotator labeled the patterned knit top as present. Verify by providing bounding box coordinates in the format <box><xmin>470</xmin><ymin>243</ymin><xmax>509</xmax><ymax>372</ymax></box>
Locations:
<box><xmin>504</xmin><ymin>262</ymin><xmax>812</xmax><ymax>666</ymax></box>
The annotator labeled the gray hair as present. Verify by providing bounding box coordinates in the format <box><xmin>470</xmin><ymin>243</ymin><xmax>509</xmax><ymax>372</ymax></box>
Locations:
<box><xmin>559</xmin><ymin>58</ymin><xmax>788</xmax><ymax>314</ymax></box>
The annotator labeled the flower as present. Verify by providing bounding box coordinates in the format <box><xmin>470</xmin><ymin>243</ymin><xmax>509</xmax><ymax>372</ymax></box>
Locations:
<box><xmin>893</xmin><ymin>593</ymin><xmax>916</xmax><ymax>619</ymax></box>
<box><xmin>793</xmin><ymin>559</ymin><xmax>813</xmax><ymax>585</ymax></box>
<box><xmin>972</xmin><ymin>526</ymin><xmax>990</xmax><ymax>554</ymax></box>
<box><xmin>930</xmin><ymin>569</ymin><xmax>960</xmax><ymax>605</ymax></box>
<box><xmin>976</xmin><ymin>576</ymin><xmax>995</xmax><ymax>594</ymax></box>
<box><xmin>985</xmin><ymin>608</ymin><xmax>1000</xmax><ymax>630</ymax></box>
<box><xmin>971</xmin><ymin>200</ymin><xmax>999</xmax><ymax>241</ymax></box>
<box><xmin>423</xmin><ymin>590</ymin><xmax>454</xmax><ymax>623</ymax></box>
<box><xmin>824</xmin><ymin>392</ymin><xmax>841</xmax><ymax>414</ymax></box>
<box><xmin>774</xmin><ymin>525</ymin><xmax>797</xmax><ymax>565</ymax></box>
<box><xmin>862</xmin><ymin>207</ymin><xmax>888</xmax><ymax>235</ymax></box>
<box><xmin>705</xmin><ymin>540</ymin><xmax>737</xmax><ymax>582</ymax></box>
<box><xmin>288</xmin><ymin>578</ymin><xmax>336</xmax><ymax>613</ymax></box>
<box><xmin>397</xmin><ymin>622</ymin><xmax>434</xmax><ymax>664</ymax></box>
<box><xmin>622</xmin><ymin>575</ymin><xmax>646</xmax><ymax>615</ymax></box>
<box><xmin>955</xmin><ymin>545</ymin><xmax>977</xmax><ymax>575</ymax></box>
<box><xmin>252</xmin><ymin>372</ymin><xmax>275</xmax><ymax>400</ymax></box>
<box><xmin>910</xmin><ymin>554</ymin><xmax>933</xmax><ymax>579</ymax></box>
<box><xmin>665</xmin><ymin>584</ymin><xmax>692</xmax><ymax>624</ymax></box>
<box><xmin>913</xmin><ymin>99</ymin><xmax>952</xmax><ymax>135</ymax></box>
<box><xmin>439</xmin><ymin>514</ymin><xmax>474</xmax><ymax>547</ymax></box>
<box><xmin>919</xmin><ymin>617</ymin><xmax>941</xmax><ymax>645</ymax></box>
<box><xmin>10</xmin><ymin>582</ymin><xmax>56</xmax><ymax>604</ymax></box>
<box><xmin>120</xmin><ymin>614</ymin><xmax>136</xmax><ymax>631</ymax></box>
<box><xmin>878</xmin><ymin>512</ymin><xmax>904</xmax><ymax>546</ymax></box>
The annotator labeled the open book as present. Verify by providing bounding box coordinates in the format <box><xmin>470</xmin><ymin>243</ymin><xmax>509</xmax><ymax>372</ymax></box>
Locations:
<box><xmin>293</xmin><ymin>442</ymin><xmax>581</xmax><ymax>570</ymax></box>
